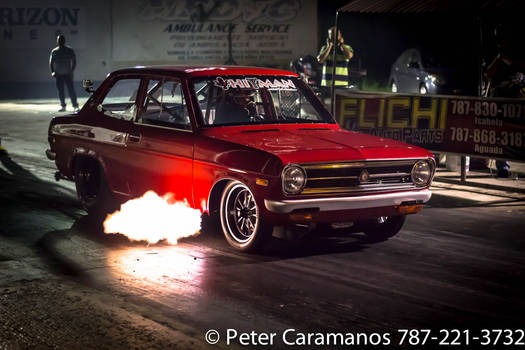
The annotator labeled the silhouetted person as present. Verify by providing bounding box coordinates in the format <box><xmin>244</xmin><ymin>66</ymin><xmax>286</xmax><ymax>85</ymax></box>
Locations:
<box><xmin>49</xmin><ymin>35</ymin><xmax>79</xmax><ymax>112</ymax></box>
<box><xmin>214</xmin><ymin>89</ymin><xmax>260</xmax><ymax>124</ymax></box>
<box><xmin>486</xmin><ymin>25</ymin><xmax>525</xmax><ymax>178</ymax></box>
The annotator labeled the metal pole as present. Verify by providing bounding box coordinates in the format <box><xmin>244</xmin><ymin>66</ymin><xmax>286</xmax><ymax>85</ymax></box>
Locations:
<box><xmin>477</xmin><ymin>15</ymin><xmax>483</xmax><ymax>97</ymax></box>
<box><xmin>330</xmin><ymin>11</ymin><xmax>339</xmax><ymax>116</ymax></box>
<box><xmin>225</xmin><ymin>22</ymin><xmax>237</xmax><ymax>65</ymax></box>
<box><xmin>460</xmin><ymin>156</ymin><xmax>467</xmax><ymax>183</ymax></box>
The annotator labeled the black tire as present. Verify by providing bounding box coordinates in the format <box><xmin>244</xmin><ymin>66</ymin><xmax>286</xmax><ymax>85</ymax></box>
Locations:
<box><xmin>200</xmin><ymin>212</ymin><xmax>219</xmax><ymax>234</ymax></box>
<box><xmin>219</xmin><ymin>181</ymin><xmax>272</xmax><ymax>252</ymax></box>
<box><xmin>357</xmin><ymin>215</ymin><xmax>406</xmax><ymax>242</ymax></box>
<box><xmin>73</xmin><ymin>158</ymin><xmax>116</xmax><ymax>217</ymax></box>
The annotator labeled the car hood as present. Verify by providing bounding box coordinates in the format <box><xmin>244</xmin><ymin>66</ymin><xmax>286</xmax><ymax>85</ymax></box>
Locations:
<box><xmin>201</xmin><ymin>124</ymin><xmax>431</xmax><ymax>164</ymax></box>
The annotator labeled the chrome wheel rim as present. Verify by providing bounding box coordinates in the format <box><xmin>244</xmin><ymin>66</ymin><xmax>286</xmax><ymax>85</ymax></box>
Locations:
<box><xmin>223</xmin><ymin>183</ymin><xmax>259</xmax><ymax>243</ymax></box>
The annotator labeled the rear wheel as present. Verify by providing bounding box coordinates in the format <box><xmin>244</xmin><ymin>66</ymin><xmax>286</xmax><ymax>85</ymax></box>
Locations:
<box><xmin>357</xmin><ymin>215</ymin><xmax>406</xmax><ymax>242</ymax></box>
<box><xmin>74</xmin><ymin>158</ymin><xmax>115</xmax><ymax>217</ymax></box>
<box><xmin>219</xmin><ymin>181</ymin><xmax>272</xmax><ymax>252</ymax></box>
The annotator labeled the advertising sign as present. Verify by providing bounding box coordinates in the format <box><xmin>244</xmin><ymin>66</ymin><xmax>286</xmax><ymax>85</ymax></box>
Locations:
<box><xmin>0</xmin><ymin>1</ymin><xmax>86</xmax><ymax>49</ymax></box>
<box><xmin>336</xmin><ymin>92</ymin><xmax>525</xmax><ymax>161</ymax></box>
<box><xmin>112</xmin><ymin>0</ymin><xmax>317</xmax><ymax>65</ymax></box>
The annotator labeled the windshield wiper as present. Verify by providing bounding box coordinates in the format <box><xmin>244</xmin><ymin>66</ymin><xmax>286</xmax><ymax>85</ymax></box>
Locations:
<box><xmin>276</xmin><ymin>116</ymin><xmax>320</xmax><ymax>123</ymax></box>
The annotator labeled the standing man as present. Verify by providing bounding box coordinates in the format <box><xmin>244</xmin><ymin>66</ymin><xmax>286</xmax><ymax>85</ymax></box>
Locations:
<box><xmin>49</xmin><ymin>35</ymin><xmax>79</xmax><ymax>112</ymax></box>
<box><xmin>317</xmin><ymin>26</ymin><xmax>354</xmax><ymax>92</ymax></box>
<box><xmin>485</xmin><ymin>25</ymin><xmax>525</xmax><ymax>177</ymax></box>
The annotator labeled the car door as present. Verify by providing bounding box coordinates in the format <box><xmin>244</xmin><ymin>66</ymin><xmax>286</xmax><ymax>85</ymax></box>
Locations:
<box><xmin>394</xmin><ymin>49</ymin><xmax>411</xmax><ymax>91</ymax></box>
<box><xmin>126</xmin><ymin>76</ymin><xmax>195</xmax><ymax>206</ymax></box>
<box><xmin>406</xmin><ymin>49</ymin><xmax>423</xmax><ymax>92</ymax></box>
<box><xmin>89</xmin><ymin>76</ymin><xmax>144</xmax><ymax>197</ymax></box>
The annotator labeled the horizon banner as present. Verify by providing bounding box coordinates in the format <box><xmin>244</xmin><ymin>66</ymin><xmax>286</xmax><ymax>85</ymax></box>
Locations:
<box><xmin>335</xmin><ymin>91</ymin><xmax>525</xmax><ymax>161</ymax></box>
<box><xmin>112</xmin><ymin>0</ymin><xmax>317</xmax><ymax>66</ymax></box>
<box><xmin>0</xmin><ymin>1</ymin><xmax>86</xmax><ymax>49</ymax></box>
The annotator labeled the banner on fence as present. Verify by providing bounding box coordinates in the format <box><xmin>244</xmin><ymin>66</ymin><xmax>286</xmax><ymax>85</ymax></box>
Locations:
<box><xmin>335</xmin><ymin>92</ymin><xmax>525</xmax><ymax>161</ymax></box>
<box><xmin>112</xmin><ymin>0</ymin><xmax>317</xmax><ymax>66</ymax></box>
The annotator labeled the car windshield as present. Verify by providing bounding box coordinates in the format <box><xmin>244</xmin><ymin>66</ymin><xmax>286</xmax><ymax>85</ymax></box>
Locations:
<box><xmin>421</xmin><ymin>49</ymin><xmax>453</xmax><ymax>69</ymax></box>
<box><xmin>191</xmin><ymin>76</ymin><xmax>334</xmax><ymax>126</ymax></box>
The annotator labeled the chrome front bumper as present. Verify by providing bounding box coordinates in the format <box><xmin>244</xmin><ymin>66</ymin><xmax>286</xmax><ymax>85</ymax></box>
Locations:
<box><xmin>264</xmin><ymin>190</ymin><xmax>432</xmax><ymax>214</ymax></box>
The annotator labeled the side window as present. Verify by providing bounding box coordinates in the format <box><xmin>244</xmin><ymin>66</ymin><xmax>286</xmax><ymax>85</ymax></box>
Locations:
<box><xmin>400</xmin><ymin>50</ymin><xmax>410</xmax><ymax>67</ymax></box>
<box><xmin>271</xmin><ymin>90</ymin><xmax>317</xmax><ymax>120</ymax></box>
<box><xmin>408</xmin><ymin>50</ymin><xmax>420</xmax><ymax>69</ymax></box>
<box><xmin>138</xmin><ymin>78</ymin><xmax>191</xmax><ymax>130</ymax></box>
<box><xmin>414</xmin><ymin>50</ymin><xmax>422</xmax><ymax>67</ymax></box>
<box><xmin>100</xmin><ymin>78</ymin><xmax>141</xmax><ymax>121</ymax></box>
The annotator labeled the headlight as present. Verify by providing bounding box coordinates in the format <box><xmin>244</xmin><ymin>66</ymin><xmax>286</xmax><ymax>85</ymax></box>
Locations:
<box><xmin>428</xmin><ymin>74</ymin><xmax>444</xmax><ymax>85</ymax></box>
<box><xmin>282</xmin><ymin>164</ymin><xmax>306</xmax><ymax>194</ymax></box>
<box><xmin>411</xmin><ymin>160</ymin><xmax>432</xmax><ymax>186</ymax></box>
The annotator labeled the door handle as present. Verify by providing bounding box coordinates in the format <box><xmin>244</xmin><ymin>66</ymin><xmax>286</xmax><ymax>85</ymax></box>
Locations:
<box><xmin>128</xmin><ymin>133</ymin><xmax>141</xmax><ymax>143</ymax></box>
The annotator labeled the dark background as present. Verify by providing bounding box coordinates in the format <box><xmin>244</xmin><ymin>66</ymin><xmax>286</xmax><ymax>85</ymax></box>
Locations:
<box><xmin>1</xmin><ymin>1</ymin><xmax>524</xmax><ymax>98</ymax></box>
<box><xmin>317</xmin><ymin>1</ymin><xmax>524</xmax><ymax>92</ymax></box>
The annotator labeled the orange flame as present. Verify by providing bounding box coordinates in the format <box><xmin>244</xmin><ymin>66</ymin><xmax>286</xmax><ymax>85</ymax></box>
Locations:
<box><xmin>103</xmin><ymin>191</ymin><xmax>202</xmax><ymax>244</ymax></box>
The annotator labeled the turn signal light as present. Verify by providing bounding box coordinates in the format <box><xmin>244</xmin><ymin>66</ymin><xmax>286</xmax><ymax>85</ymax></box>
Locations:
<box><xmin>256</xmin><ymin>178</ymin><xmax>269</xmax><ymax>186</ymax></box>
<box><xmin>289</xmin><ymin>209</ymin><xmax>319</xmax><ymax>222</ymax></box>
<box><xmin>396</xmin><ymin>204</ymin><xmax>423</xmax><ymax>215</ymax></box>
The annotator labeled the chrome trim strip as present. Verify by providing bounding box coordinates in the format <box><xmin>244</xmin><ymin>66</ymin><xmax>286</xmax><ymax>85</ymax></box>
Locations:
<box><xmin>308</xmin><ymin>175</ymin><xmax>359</xmax><ymax>180</ymax></box>
<box><xmin>133</xmin><ymin>121</ymin><xmax>193</xmax><ymax>133</ymax></box>
<box><xmin>51</xmin><ymin>124</ymin><xmax>128</xmax><ymax>147</ymax></box>
<box><xmin>265</xmin><ymin>190</ymin><xmax>432</xmax><ymax>214</ymax></box>
<box><xmin>301</xmin><ymin>158</ymin><xmax>427</xmax><ymax>168</ymax></box>
<box><xmin>303</xmin><ymin>162</ymin><xmax>366</xmax><ymax>170</ymax></box>
<box><xmin>369</xmin><ymin>172</ymin><xmax>411</xmax><ymax>178</ymax></box>
<box><xmin>113</xmin><ymin>190</ymin><xmax>131</xmax><ymax>197</ymax></box>
<box><xmin>362</xmin><ymin>157</ymin><xmax>431</xmax><ymax>162</ymax></box>
<box><xmin>301</xmin><ymin>184</ymin><xmax>416</xmax><ymax>195</ymax></box>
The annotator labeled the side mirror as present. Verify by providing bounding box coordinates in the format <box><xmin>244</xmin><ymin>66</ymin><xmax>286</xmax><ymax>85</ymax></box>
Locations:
<box><xmin>82</xmin><ymin>79</ymin><xmax>95</xmax><ymax>93</ymax></box>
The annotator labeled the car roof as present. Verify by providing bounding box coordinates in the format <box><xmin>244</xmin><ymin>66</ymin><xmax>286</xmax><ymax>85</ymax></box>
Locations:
<box><xmin>111</xmin><ymin>65</ymin><xmax>299</xmax><ymax>78</ymax></box>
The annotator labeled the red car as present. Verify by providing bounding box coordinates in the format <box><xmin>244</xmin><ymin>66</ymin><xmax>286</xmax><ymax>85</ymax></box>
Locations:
<box><xmin>46</xmin><ymin>66</ymin><xmax>434</xmax><ymax>251</ymax></box>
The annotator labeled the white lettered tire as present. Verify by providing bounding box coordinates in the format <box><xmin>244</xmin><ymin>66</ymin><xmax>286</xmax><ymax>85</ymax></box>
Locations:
<box><xmin>219</xmin><ymin>181</ymin><xmax>272</xmax><ymax>252</ymax></box>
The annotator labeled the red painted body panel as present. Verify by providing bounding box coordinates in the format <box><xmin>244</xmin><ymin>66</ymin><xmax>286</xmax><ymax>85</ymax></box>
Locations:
<box><xmin>200</xmin><ymin>123</ymin><xmax>432</xmax><ymax>164</ymax></box>
<box><xmin>125</xmin><ymin>124</ymin><xmax>194</xmax><ymax>204</ymax></box>
<box><xmin>112</xmin><ymin>65</ymin><xmax>298</xmax><ymax>79</ymax></box>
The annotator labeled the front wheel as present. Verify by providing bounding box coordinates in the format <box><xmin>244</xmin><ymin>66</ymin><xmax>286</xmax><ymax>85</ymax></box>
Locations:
<box><xmin>357</xmin><ymin>215</ymin><xmax>406</xmax><ymax>242</ymax></box>
<box><xmin>219</xmin><ymin>181</ymin><xmax>272</xmax><ymax>252</ymax></box>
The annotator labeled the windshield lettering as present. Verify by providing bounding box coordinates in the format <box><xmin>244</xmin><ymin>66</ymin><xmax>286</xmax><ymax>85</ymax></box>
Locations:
<box><xmin>213</xmin><ymin>77</ymin><xmax>296</xmax><ymax>91</ymax></box>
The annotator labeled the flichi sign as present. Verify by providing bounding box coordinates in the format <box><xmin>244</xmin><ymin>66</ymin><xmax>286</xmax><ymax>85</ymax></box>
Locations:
<box><xmin>336</xmin><ymin>92</ymin><xmax>525</xmax><ymax>161</ymax></box>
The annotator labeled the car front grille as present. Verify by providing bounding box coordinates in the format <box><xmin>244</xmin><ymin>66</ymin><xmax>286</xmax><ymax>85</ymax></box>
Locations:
<box><xmin>300</xmin><ymin>159</ymin><xmax>428</xmax><ymax>195</ymax></box>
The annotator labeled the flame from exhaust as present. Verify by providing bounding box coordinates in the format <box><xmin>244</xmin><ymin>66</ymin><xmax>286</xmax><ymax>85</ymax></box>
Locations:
<box><xmin>103</xmin><ymin>191</ymin><xmax>202</xmax><ymax>244</ymax></box>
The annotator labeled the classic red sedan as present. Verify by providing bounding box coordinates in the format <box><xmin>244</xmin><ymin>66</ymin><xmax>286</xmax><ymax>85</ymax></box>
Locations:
<box><xmin>46</xmin><ymin>66</ymin><xmax>434</xmax><ymax>251</ymax></box>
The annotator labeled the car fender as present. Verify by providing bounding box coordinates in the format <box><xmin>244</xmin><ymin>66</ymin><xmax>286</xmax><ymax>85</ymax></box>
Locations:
<box><xmin>68</xmin><ymin>147</ymin><xmax>112</xmax><ymax>189</ymax></box>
